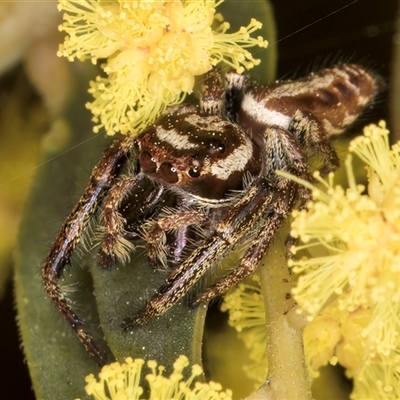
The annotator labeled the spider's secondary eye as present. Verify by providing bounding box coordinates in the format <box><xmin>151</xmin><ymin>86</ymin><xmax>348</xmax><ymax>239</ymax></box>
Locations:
<box><xmin>159</xmin><ymin>162</ymin><xmax>179</xmax><ymax>183</ymax></box>
<box><xmin>209</xmin><ymin>141</ymin><xmax>226</xmax><ymax>155</ymax></box>
<box><xmin>188</xmin><ymin>167</ymin><xmax>200</xmax><ymax>178</ymax></box>
<box><xmin>217</xmin><ymin>143</ymin><xmax>226</xmax><ymax>153</ymax></box>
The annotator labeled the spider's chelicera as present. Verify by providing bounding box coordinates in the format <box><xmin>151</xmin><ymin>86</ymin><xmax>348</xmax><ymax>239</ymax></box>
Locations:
<box><xmin>42</xmin><ymin>64</ymin><xmax>380</xmax><ymax>365</ymax></box>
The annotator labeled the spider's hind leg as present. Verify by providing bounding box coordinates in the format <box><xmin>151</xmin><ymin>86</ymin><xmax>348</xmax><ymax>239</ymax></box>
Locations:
<box><xmin>289</xmin><ymin>109</ymin><xmax>340</xmax><ymax>175</ymax></box>
<box><xmin>200</xmin><ymin>67</ymin><xmax>224</xmax><ymax>115</ymax></box>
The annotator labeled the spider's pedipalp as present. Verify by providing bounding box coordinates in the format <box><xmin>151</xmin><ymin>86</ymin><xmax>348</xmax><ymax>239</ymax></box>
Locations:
<box><xmin>143</xmin><ymin>209</ymin><xmax>208</xmax><ymax>269</ymax></box>
<box><xmin>98</xmin><ymin>174</ymin><xmax>146</xmax><ymax>269</ymax></box>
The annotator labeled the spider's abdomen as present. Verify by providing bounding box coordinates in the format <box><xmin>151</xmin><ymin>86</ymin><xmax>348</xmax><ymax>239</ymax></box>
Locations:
<box><xmin>231</xmin><ymin>64</ymin><xmax>381</xmax><ymax>137</ymax></box>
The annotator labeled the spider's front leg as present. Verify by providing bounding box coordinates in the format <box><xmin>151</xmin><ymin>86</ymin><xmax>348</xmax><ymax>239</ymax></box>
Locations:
<box><xmin>192</xmin><ymin>179</ymin><xmax>299</xmax><ymax>306</ymax></box>
<box><xmin>124</xmin><ymin>177</ymin><xmax>278</xmax><ymax>328</ymax></box>
<box><xmin>42</xmin><ymin>136</ymin><xmax>135</xmax><ymax>366</ymax></box>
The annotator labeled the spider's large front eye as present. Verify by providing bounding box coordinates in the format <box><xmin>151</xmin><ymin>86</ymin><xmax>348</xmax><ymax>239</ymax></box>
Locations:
<box><xmin>159</xmin><ymin>162</ymin><xmax>179</xmax><ymax>183</ymax></box>
<box><xmin>140</xmin><ymin>151</ymin><xmax>157</xmax><ymax>173</ymax></box>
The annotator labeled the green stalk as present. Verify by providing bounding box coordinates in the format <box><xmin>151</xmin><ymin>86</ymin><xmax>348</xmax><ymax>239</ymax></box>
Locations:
<box><xmin>250</xmin><ymin>222</ymin><xmax>312</xmax><ymax>400</ymax></box>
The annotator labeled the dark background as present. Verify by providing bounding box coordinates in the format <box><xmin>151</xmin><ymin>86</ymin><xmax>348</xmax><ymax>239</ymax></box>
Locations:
<box><xmin>0</xmin><ymin>0</ymin><xmax>398</xmax><ymax>398</ymax></box>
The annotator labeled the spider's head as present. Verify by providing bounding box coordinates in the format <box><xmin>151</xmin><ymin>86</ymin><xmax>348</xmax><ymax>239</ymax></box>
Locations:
<box><xmin>137</xmin><ymin>112</ymin><xmax>262</xmax><ymax>203</ymax></box>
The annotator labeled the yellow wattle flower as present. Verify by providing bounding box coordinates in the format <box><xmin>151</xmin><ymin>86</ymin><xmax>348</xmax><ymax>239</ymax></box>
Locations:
<box><xmin>57</xmin><ymin>0</ymin><xmax>267</xmax><ymax>135</ymax></box>
<box><xmin>82</xmin><ymin>355</ymin><xmax>232</xmax><ymax>400</ymax></box>
<box><xmin>222</xmin><ymin>122</ymin><xmax>400</xmax><ymax>398</ymax></box>
<box><xmin>290</xmin><ymin>121</ymin><xmax>400</xmax><ymax>399</ymax></box>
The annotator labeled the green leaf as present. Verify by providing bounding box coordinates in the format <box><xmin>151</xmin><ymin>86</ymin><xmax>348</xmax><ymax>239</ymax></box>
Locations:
<box><xmin>14</xmin><ymin>81</ymin><xmax>102</xmax><ymax>400</ymax></box>
<box><xmin>91</xmin><ymin>255</ymin><xmax>206</xmax><ymax>366</ymax></box>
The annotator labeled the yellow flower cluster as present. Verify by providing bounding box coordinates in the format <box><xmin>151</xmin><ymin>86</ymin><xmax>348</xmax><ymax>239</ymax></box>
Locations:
<box><xmin>222</xmin><ymin>122</ymin><xmax>400</xmax><ymax>398</ymax></box>
<box><xmin>290</xmin><ymin>122</ymin><xmax>400</xmax><ymax>399</ymax></box>
<box><xmin>57</xmin><ymin>0</ymin><xmax>267</xmax><ymax>135</ymax></box>
<box><xmin>82</xmin><ymin>355</ymin><xmax>232</xmax><ymax>400</ymax></box>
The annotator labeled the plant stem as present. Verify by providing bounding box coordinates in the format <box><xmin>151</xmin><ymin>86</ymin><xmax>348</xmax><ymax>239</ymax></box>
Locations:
<box><xmin>253</xmin><ymin>222</ymin><xmax>312</xmax><ymax>400</ymax></box>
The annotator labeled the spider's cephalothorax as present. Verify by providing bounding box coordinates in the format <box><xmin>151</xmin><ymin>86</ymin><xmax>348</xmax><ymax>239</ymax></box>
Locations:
<box><xmin>42</xmin><ymin>64</ymin><xmax>381</xmax><ymax>365</ymax></box>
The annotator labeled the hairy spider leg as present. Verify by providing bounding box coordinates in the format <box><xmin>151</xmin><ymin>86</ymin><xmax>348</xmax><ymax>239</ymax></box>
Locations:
<box><xmin>125</xmin><ymin>126</ymin><xmax>314</xmax><ymax>327</ymax></box>
<box><xmin>98</xmin><ymin>175</ymin><xmax>143</xmax><ymax>269</ymax></box>
<box><xmin>289</xmin><ymin>109</ymin><xmax>340</xmax><ymax>175</ymax></box>
<box><xmin>262</xmin><ymin>125</ymin><xmax>313</xmax><ymax>207</ymax></box>
<box><xmin>200</xmin><ymin>67</ymin><xmax>224</xmax><ymax>115</ymax></box>
<box><xmin>42</xmin><ymin>135</ymin><xmax>135</xmax><ymax>366</ymax></box>
<box><xmin>192</xmin><ymin>181</ymin><xmax>299</xmax><ymax>306</ymax></box>
<box><xmin>124</xmin><ymin>177</ymin><xmax>276</xmax><ymax>328</ymax></box>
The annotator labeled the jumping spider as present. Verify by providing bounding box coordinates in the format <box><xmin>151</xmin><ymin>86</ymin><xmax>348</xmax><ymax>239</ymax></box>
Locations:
<box><xmin>42</xmin><ymin>64</ymin><xmax>380</xmax><ymax>365</ymax></box>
